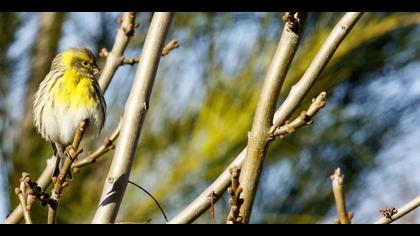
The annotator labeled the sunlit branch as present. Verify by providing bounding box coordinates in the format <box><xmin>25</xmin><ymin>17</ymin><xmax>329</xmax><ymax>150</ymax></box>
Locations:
<box><xmin>48</xmin><ymin>121</ymin><xmax>86</xmax><ymax>224</ymax></box>
<box><xmin>331</xmin><ymin>168</ymin><xmax>352</xmax><ymax>224</ymax></box>
<box><xmin>374</xmin><ymin>195</ymin><xmax>420</xmax><ymax>224</ymax></box>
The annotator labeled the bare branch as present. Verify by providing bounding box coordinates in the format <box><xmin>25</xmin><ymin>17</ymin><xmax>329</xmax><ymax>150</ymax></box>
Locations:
<box><xmin>98</xmin><ymin>12</ymin><xmax>137</xmax><ymax>92</ymax></box>
<box><xmin>161</xmin><ymin>38</ymin><xmax>180</xmax><ymax>56</ymax></box>
<box><xmin>226</xmin><ymin>166</ymin><xmax>243</xmax><ymax>224</ymax></box>
<box><xmin>4</xmin><ymin>157</ymin><xmax>56</xmax><ymax>224</ymax></box>
<box><xmin>209</xmin><ymin>192</ymin><xmax>216</xmax><ymax>224</ymax></box>
<box><xmin>272</xmin><ymin>91</ymin><xmax>326</xmax><ymax>138</ymax></box>
<box><xmin>270</xmin><ymin>12</ymin><xmax>363</xmax><ymax>132</ymax></box>
<box><xmin>22</xmin><ymin>173</ymin><xmax>53</xmax><ymax>210</ymax></box>
<box><xmin>238</xmin><ymin>12</ymin><xmax>308</xmax><ymax>223</ymax></box>
<box><xmin>374</xmin><ymin>195</ymin><xmax>420</xmax><ymax>224</ymax></box>
<box><xmin>115</xmin><ymin>219</ymin><xmax>151</xmax><ymax>224</ymax></box>
<box><xmin>169</xmin><ymin>12</ymin><xmax>362</xmax><ymax>224</ymax></box>
<box><xmin>379</xmin><ymin>208</ymin><xmax>398</xmax><ymax>220</ymax></box>
<box><xmin>72</xmin><ymin>118</ymin><xmax>122</xmax><ymax>170</ymax></box>
<box><xmin>331</xmin><ymin>168</ymin><xmax>351</xmax><ymax>224</ymax></box>
<box><xmin>121</xmin><ymin>38</ymin><xmax>179</xmax><ymax>65</ymax></box>
<box><xmin>92</xmin><ymin>12</ymin><xmax>174</xmax><ymax>224</ymax></box>
<box><xmin>48</xmin><ymin>121</ymin><xmax>87</xmax><ymax>224</ymax></box>
<box><xmin>121</xmin><ymin>57</ymin><xmax>140</xmax><ymax>65</ymax></box>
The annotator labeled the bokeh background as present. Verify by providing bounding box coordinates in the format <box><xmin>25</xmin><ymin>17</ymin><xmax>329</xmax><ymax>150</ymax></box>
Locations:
<box><xmin>0</xmin><ymin>12</ymin><xmax>420</xmax><ymax>223</ymax></box>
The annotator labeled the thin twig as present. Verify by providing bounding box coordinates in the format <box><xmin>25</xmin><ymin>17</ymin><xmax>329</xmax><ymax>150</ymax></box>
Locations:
<box><xmin>128</xmin><ymin>180</ymin><xmax>168</xmax><ymax>222</ymax></box>
<box><xmin>72</xmin><ymin>118</ymin><xmax>122</xmax><ymax>170</ymax></box>
<box><xmin>374</xmin><ymin>195</ymin><xmax>420</xmax><ymax>224</ymax></box>
<box><xmin>98</xmin><ymin>12</ymin><xmax>138</xmax><ymax>91</ymax></box>
<box><xmin>48</xmin><ymin>121</ymin><xmax>87</xmax><ymax>224</ymax></box>
<box><xmin>21</xmin><ymin>172</ymin><xmax>53</xmax><ymax>209</ymax></box>
<box><xmin>15</xmin><ymin>173</ymin><xmax>32</xmax><ymax>224</ymax></box>
<box><xmin>331</xmin><ymin>168</ymin><xmax>351</xmax><ymax>224</ymax></box>
<box><xmin>169</xmin><ymin>12</ymin><xmax>362</xmax><ymax>224</ymax></box>
<box><xmin>270</xmin><ymin>12</ymin><xmax>363</xmax><ymax>132</ymax></box>
<box><xmin>226</xmin><ymin>166</ymin><xmax>243</xmax><ymax>224</ymax></box>
<box><xmin>379</xmin><ymin>208</ymin><xmax>398</xmax><ymax>220</ymax></box>
<box><xmin>209</xmin><ymin>191</ymin><xmax>216</xmax><ymax>224</ymax></box>
<box><xmin>92</xmin><ymin>12</ymin><xmax>173</xmax><ymax>224</ymax></box>
<box><xmin>3</xmin><ymin>12</ymin><xmax>137</xmax><ymax>224</ymax></box>
<box><xmin>121</xmin><ymin>38</ymin><xmax>179</xmax><ymax>65</ymax></box>
<box><xmin>271</xmin><ymin>91</ymin><xmax>326</xmax><ymax>138</ymax></box>
<box><xmin>121</xmin><ymin>57</ymin><xmax>140</xmax><ymax>65</ymax></box>
<box><xmin>161</xmin><ymin>38</ymin><xmax>179</xmax><ymax>56</ymax></box>
<box><xmin>115</xmin><ymin>219</ymin><xmax>152</xmax><ymax>224</ymax></box>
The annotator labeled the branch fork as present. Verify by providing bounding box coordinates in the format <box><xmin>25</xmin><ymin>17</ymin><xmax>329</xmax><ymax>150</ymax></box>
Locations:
<box><xmin>48</xmin><ymin>121</ymin><xmax>87</xmax><ymax>224</ymax></box>
<box><xmin>120</xmin><ymin>38</ymin><xmax>180</xmax><ymax>66</ymax></box>
<box><xmin>15</xmin><ymin>173</ymin><xmax>32</xmax><ymax>224</ymax></box>
<box><xmin>20</xmin><ymin>173</ymin><xmax>53</xmax><ymax>209</ymax></box>
<box><xmin>72</xmin><ymin>118</ymin><xmax>122</xmax><ymax>171</ymax></box>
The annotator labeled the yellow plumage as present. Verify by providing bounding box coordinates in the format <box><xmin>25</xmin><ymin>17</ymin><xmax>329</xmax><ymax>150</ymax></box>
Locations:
<box><xmin>53</xmin><ymin>71</ymin><xmax>97</xmax><ymax>109</ymax></box>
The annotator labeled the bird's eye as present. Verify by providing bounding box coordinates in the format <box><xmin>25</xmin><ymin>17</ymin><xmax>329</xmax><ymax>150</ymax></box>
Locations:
<box><xmin>81</xmin><ymin>60</ymin><xmax>89</xmax><ymax>66</ymax></box>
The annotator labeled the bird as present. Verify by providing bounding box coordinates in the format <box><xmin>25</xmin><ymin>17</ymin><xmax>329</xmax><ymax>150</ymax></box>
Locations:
<box><xmin>33</xmin><ymin>47</ymin><xmax>106</xmax><ymax>180</ymax></box>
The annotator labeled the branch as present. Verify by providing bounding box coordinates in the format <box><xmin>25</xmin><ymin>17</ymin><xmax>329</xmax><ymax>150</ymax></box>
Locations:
<box><xmin>169</xmin><ymin>12</ymin><xmax>362</xmax><ymax>224</ymax></box>
<box><xmin>121</xmin><ymin>38</ymin><xmax>179</xmax><ymax>65</ymax></box>
<box><xmin>161</xmin><ymin>38</ymin><xmax>180</xmax><ymax>56</ymax></box>
<box><xmin>271</xmin><ymin>91</ymin><xmax>326</xmax><ymax>138</ymax></box>
<box><xmin>331</xmin><ymin>168</ymin><xmax>352</xmax><ymax>224</ymax></box>
<box><xmin>3</xmin><ymin>12</ymin><xmax>138</xmax><ymax>224</ymax></box>
<box><xmin>374</xmin><ymin>195</ymin><xmax>420</xmax><ymax>224</ymax></box>
<box><xmin>4</xmin><ymin>155</ymin><xmax>56</xmax><ymax>224</ymax></box>
<box><xmin>115</xmin><ymin>219</ymin><xmax>151</xmax><ymax>224</ymax></box>
<box><xmin>270</xmin><ymin>12</ymin><xmax>363</xmax><ymax>131</ymax></box>
<box><xmin>226</xmin><ymin>166</ymin><xmax>243</xmax><ymax>224</ymax></box>
<box><xmin>92</xmin><ymin>12</ymin><xmax>173</xmax><ymax>224</ymax></box>
<box><xmin>169</xmin><ymin>90</ymin><xmax>327</xmax><ymax>225</ymax></box>
<box><xmin>15</xmin><ymin>173</ymin><xmax>32</xmax><ymax>224</ymax></box>
<box><xmin>238</xmin><ymin>12</ymin><xmax>308</xmax><ymax>224</ymax></box>
<box><xmin>48</xmin><ymin>121</ymin><xmax>87</xmax><ymax>224</ymax></box>
<box><xmin>21</xmin><ymin>172</ymin><xmax>53</xmax><ymax>209</ymax></box>
<box><xmin>72</xmin><ymin>117</ymin><xmax>122</xmax><ymax>170</ymax></box>
<box><xmin>98</xmin><ymin>12</ymin><xmax>138</xmax><ymax>91</ymax></box>
<box><xmin>121</xmin><ymin>56</ymin><xmax>139</xmax><ymax>65</ymax></box>
<box><xmin>209</xmin><ymin>191</ymin><xmax>216</xmax><ymax>224</ymax></box>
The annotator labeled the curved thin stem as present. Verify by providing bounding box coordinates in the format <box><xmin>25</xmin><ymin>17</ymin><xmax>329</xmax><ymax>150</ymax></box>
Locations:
<box><xmin>128</xmin><ymin>180</ymin><xmax>168</xmax><ymax>222</ymax></box>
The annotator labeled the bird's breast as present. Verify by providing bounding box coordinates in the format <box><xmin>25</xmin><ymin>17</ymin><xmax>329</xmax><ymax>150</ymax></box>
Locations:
<box><xmin>53</xmin><ymin>70</ymin><xmax>97</xmax><ymax>110</ymax></box>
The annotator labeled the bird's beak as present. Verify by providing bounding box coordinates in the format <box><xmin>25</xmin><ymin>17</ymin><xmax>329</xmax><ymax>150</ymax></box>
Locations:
<box><xmin>93</xmin><ymin>64</ymin><xmax>100</xmax><ymax>75</ymax></box>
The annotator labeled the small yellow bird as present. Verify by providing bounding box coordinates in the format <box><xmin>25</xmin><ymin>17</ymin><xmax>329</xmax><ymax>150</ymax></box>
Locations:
<box><xmin>33</xmin><ymin>48</ymin><xmax>106</xmax><ymax>179</ymax></box>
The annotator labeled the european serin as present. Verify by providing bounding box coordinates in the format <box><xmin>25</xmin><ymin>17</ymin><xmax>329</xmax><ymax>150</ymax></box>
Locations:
<box><xmin>33</xmin><ymin>47</ymin><xmax>106</xmax><ymax>179</ymax></box>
